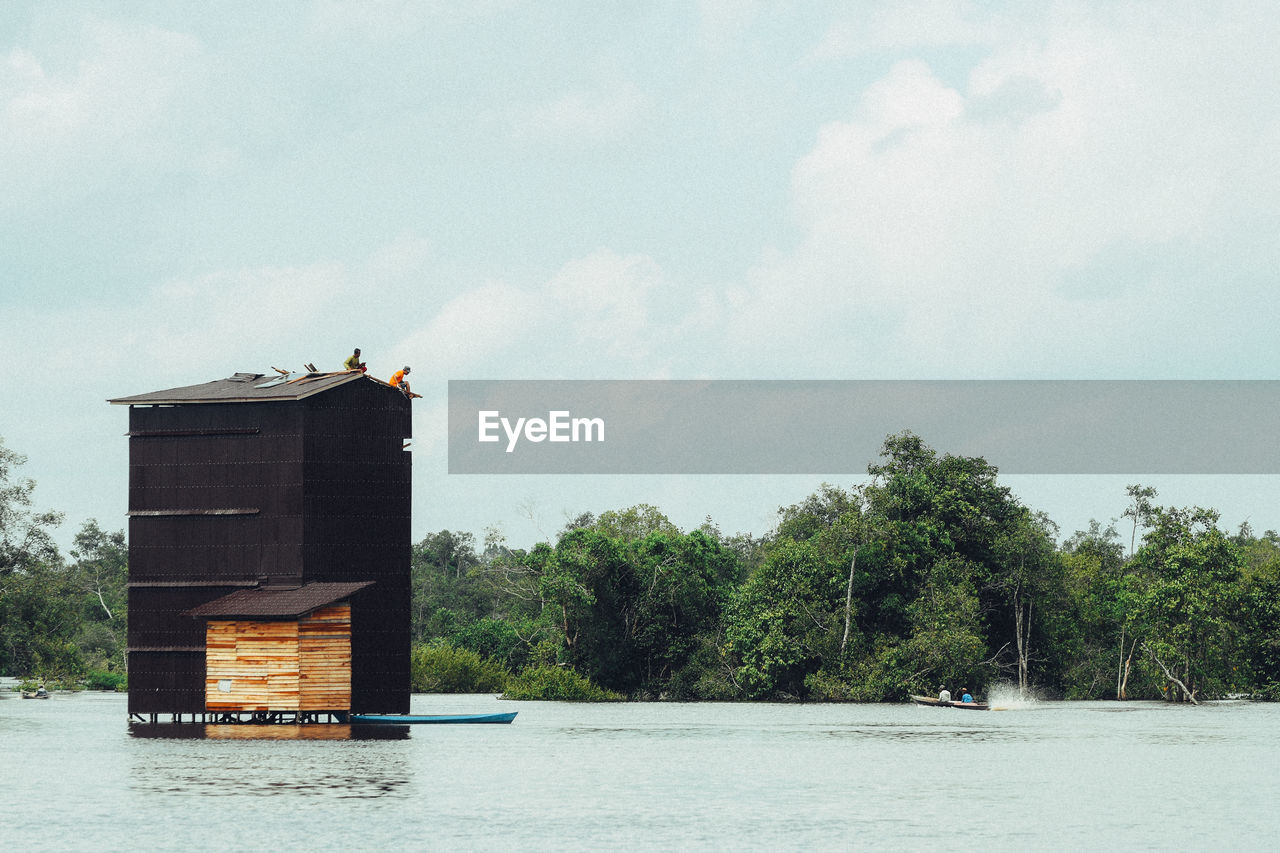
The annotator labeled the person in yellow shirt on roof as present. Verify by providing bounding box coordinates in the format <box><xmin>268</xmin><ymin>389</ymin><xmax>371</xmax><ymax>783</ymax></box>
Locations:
<box><xmin>344</xmin><ymin>348</ymin><xmax>366</xmax><ymax>372</ymax></box>
<box><xmin>390</xmin><ymin>366</ymin><xmax>411</xmax><ymax>395</ymax></box>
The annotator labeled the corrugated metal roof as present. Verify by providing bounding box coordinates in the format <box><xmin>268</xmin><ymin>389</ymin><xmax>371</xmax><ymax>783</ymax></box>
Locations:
<box><xmin>185</xmin><ymin>581</ymin><xmax>375</xmax><ymax>619</ymax></box>
<box><xmin>108</xmin><ymin>370</ymin><xmax>374</xmax><ymax>405</ymax></box>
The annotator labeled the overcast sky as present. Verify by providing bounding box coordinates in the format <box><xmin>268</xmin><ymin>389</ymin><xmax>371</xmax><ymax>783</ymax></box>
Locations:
<box><xmin>3</xmin><ymin>1</ymin><xmax>1279</xmax><ymax>553</ymax></box>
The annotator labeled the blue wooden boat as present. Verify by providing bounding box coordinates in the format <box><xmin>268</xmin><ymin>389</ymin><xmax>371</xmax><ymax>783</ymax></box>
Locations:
<box><xmin>350</xmin><ymin>712</ymin><xmax>517</xmax><ymax>725</ymax></box>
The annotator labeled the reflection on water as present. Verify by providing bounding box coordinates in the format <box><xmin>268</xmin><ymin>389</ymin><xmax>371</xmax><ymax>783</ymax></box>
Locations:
<box><xmin>130</xmin><ymin>760</ymin><xmax>411</xmax><ymax>800</ymax></box>
<box><xmin>128</xmin><ymin>723</ymin><xmax>410</xmax><ymax>740</ymax></box>
<box><xmin>821</xmin><ymin>724</ymin><xmax>1017</xmax><ymax>742</ymax></box>
<box><xmin>561</xmin><ymin>720</ymin><xmax>1022</xmax><ymax>745</ymax></box>
<box><xmin>130</xmin><ymin>765</ymin><xmax>411</xmax><ymax>799</ymax></box>
<box><xmin>1139</xmin><ymin>730</ymin><xmax>1228</xmax><ymax>744</ymax></box>
<box><xmin>127</xmin><ymin>722</ymin><xmax>414</xmax><ymax>800</ymax></box>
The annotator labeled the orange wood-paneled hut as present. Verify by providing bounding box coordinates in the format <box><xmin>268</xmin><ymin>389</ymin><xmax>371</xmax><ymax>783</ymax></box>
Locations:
<box><xmin>186</xmin><ymin>581</ymin><xmax>373</xmax><ymax>719</ymax></box>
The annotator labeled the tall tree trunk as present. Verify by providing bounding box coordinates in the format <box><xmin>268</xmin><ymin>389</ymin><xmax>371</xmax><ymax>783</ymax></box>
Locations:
<box><xmin>1014</xmin><ymin>584</ymin><xmax>1025</xmax><ymax>694</ymax></box>
<box><xmin>1013</xmin><ymin>582</ymin><xmax>1032</xmax><ymax>696</ymax></box>
<box><xmin>92</xmin><ymin>582</ymin><xmax>113</xmax><ymax>621</ymax></box>
<box><xmin>1119</xmin><ymin>636</ymin><xmax>1139</xmax><ymax>700</ymax></box>
<box><xmin>840</xmin><ymin>550</ymin><xmax>857</xmax><ymax>656</ymax></box>
<box><xmin>1116</xmin><ymin>624</ymin><xmax>1125</xmax><ymax>699</ymax></box>
<box><xmin>1022</xmin><ymin>599</ymin><xmax>1032</xmax><ymax>694</ymax></box>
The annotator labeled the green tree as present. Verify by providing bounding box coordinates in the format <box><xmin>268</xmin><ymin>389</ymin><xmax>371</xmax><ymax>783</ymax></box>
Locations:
<box><xmin>590</xmin><ymin>504</ymin><xmax>681</xmax><ymax>541</ymax></box>
<box><xmin>1059</xmin><ymin>521</ymin><xmax>1128</xmax><ymax>698</ymax></box>
<box><xmin>410</xmin><ymin>529</ymin><xmax>493</xmax><ymax>643</ymax></box>
<box><xmin>68</xmin><ymin>519</ymin><xmax>128</xmax><ymax>674</ymax></box>
<box><xmin>529</xmin><ymin>521</ymin><xmax>740</xmax><ymax>695</ymax></box>
<box><xmin>988</xmin><ymin>509</ymin><xmax>1062</xmax><ymax>696</ymax></box>
<box><xmin>893</xmin><ymin>555</ymin><xmax>988</xmax><ymax>696</ymax></box>
<box><xmin>626</xmin><ymin>529</ymin><xmax>739</xmax><ymax>695</ymax></box>
<box><xmin>0</xmin><ymin>437</ymin><xmax>63</xmax><ymax>579</ymax></box>
<box><xmin>722</xmin><ymin>434</ymin><xmax>1043</xmax><ymax>701</ymax></box>
<box><xmin>497</xmin><ymin>507</ymin><xmax>743</xmax><ymax>696</ymax></box>
<box><xmin>723</xmin><ymin>483</ymin><xmax>887</xmax><ymax>699</ymax></box>
<box><xmin>1126</xmin><ymin>507</ymin><xmax>1245</xmax><ymax>702</ymax></box>
<box><xmin>0</xmin><ymin>438</ymin><xmax>79</xmax><ymax>679</ymax></box>
<box><xmin>724</xmin><ymin>539</ymin><xmax>837</xmax><ymax>698</ymax></box>
<box><xmin>860</xmin><ymin>433</ymin><xmax>1024</xmax><ymax>696</ymax></box>
<box><xmin>0</xmin><ymin>560</ymin><xmax>84</xmax><ymax>679</ymax></box>
<box><xmin>1122</xmin><ymin>484</ymin><xmax>1158</xmax><ymax>559</ymax></box>
<box><xmin>1239</xmin><ymin>533</ymin><xmax>1280</xmax><ymax>697</ymax></box>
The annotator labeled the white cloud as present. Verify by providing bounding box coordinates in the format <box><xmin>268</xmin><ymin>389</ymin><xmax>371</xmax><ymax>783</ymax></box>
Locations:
<box><xmin>720</xmin><ymin>6</ymin><xmax>1280</xmax><ymax>378</ymax></box>
<box><xmin>391</xmin><ymin>281</ymin><xmax>548</xmax><ymax>378</ymax></box>
<box><xmin>807</xmin><ymin>0</ymin><xmax>1013</xmax><ymax>62</ymax></box>
<box><xmin>506</xmin><ymin>85</ymin><xmax>648</xmax><ymax>147</ymax></box>
<box><xmin>2</xmin><ymin>233</ymin><xmax>448</xmax><ymax>403</ymax></box>
<box><xmin>547</xmin><ymin>249</ymin><xmax>663</xmax><ymax>361</ymax></box>
<box><xmin>698</xmin><ymin>0</ymin><xmax>761</xmax><ymax>52</ymax></box>
<box><xmin>149</xmin><ymin>263</ymin><xmax>348</xmax><ymax>363</ymax></box>
<box><xmin>358</xmin><ymin>232</ymin><xmax>435</xmax><ymax>290</ymax></box>
<box><xmin>307</xmin><ymin>0</ymin><xmax>435</xmax><ymax>40</ymax></box>
<box><xmin>381</xmin><ymin>246</ymin><xmax>689</xmax><ymax>380</ymax></box>
<box><xmin>305</xmin><ymin>0</ymin><xmax>515</xmax><ymax>41</ymax></box>
<box><xmin>0</xmin><ymin>19</ymin><xmax>208</xmax><ymax>200</ymax></box>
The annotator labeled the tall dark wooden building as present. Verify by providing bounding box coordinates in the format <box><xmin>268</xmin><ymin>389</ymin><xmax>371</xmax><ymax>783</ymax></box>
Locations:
<box><xmin>109</xmin><ymin>371</ymin><xmax>412</xmax><ymax>719</ymax></box>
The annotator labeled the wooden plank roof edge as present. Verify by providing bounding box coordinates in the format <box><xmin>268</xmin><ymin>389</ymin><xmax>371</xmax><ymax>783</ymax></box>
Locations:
<box><xmin>128</xmin><ymin>580</ymin><xmax>260</xmax><ymax>588</ymax></box>
<box><xmin>286</xmin><ymin>372</ymin><xmax>347</xmax><ymax>385</ymax></box>
<box><xmin>185</xmin><ymin>580</ymin><xmax>376</xmax><ymax>619</ymax></box>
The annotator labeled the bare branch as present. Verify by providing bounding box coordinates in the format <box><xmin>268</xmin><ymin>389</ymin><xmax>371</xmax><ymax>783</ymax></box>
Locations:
<box><xmin>1142</xmin><ymin>642</ymin><xmax>1199</xmax><ymax>705</ymax></box>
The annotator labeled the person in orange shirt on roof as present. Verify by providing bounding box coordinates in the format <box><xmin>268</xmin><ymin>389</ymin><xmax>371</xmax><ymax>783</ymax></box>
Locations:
<box><xmin>390</xmin><ymin>366</ymin><xmax>411</xmax><ymax>395</ymax></box>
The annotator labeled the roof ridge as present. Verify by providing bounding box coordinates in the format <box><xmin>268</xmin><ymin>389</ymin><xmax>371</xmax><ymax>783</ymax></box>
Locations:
<box><xmin>107</xmin><ymin>370</ymin><xmax>379</xmax><ymax>405</ymax></box>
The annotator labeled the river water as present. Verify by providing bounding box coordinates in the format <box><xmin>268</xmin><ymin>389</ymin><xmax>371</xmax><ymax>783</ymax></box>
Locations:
<box><xmin>3</xmin><ymin>689</ymin><xmax>1277</xmax><ymax>851</ymax></box>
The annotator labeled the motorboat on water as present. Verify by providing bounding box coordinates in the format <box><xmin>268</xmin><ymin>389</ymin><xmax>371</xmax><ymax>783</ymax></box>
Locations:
<box><xmin>910</xmin><ymin>694</ymin><xmax>989</xmax><ymax>711</ymax></box>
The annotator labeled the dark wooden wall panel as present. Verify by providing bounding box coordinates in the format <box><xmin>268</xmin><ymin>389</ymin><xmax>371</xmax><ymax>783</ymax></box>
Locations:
<box><xmin>127</xmin><ymin>651</ymin><xmax>205</xmax><ymax>714</ymax></box>
<box><xmin>300</xmin><ymin>381</ymin><xmax>412</xmax><ymax>713</ymax></box>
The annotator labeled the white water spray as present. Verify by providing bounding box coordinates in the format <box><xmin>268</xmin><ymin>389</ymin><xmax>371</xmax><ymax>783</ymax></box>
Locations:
<box><xmin>986</xmin><ymin>682</ymin><xmax>1042</xmax><ymax>709</ymax></box>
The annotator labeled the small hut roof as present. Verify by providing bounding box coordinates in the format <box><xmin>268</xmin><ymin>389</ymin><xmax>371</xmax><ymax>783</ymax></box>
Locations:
<box><xmin>185</xmin><ymin>581</ymin><xmax>374</xmax><ymax>619</ymax></box>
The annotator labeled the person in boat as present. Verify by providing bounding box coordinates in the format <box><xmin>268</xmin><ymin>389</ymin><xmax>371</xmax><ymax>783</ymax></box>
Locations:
<box><xmin>35</xmin><ymin>684</ymin><xmax>49</xmax><ymax>698</ymax></box>
<box><xmin>390</xmin><ymin>365</ymin><xmax>411</xmax><ymax>395</ymax></box>
<box><xmin>960</xmin><ymin>688</ymin><xmax>973</xmax><ymax>703</ymax></box>
<box><xmin>938</xmin><ymin>686</ymin><xmax>951</xmax><ymax>703</ymax></box>
<box><xmin>344</xmin><ymin>348</ymin><xmax>367</xmax><ymax>373</ymax></box>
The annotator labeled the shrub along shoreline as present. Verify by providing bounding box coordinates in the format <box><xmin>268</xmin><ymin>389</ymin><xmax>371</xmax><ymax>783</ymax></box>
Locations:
<box><xmin>411</xmin><ymin>641</ymin><xmax>623</xmax><ymax>701</ymax></box>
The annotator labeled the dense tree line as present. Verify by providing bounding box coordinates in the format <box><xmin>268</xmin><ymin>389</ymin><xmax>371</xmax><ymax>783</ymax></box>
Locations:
<box><xmin>3</xmin><ymin>431</ymin><xmax>1278</xmax><ymax>702</ymax></box>
<box><xmin>412</xmin><ymin>433</ymin><xmax>1280</xmax><ymax>703</ymax></box>
<box><xmin>0</xmin><ymin>439</ymin><xmax>127</xmax><ymax>687</ymax></box>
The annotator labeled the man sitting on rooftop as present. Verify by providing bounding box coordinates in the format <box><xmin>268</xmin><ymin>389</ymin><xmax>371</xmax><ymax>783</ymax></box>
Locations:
<box><xmin>344</xmin><ymin>348</ymin><xmax>366</xmax><ymax>373</ymax></box>
<box><xmin>390</xmin><ymin>366</ymin><xmax>411</xmax><ymax>395</ymax></box>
